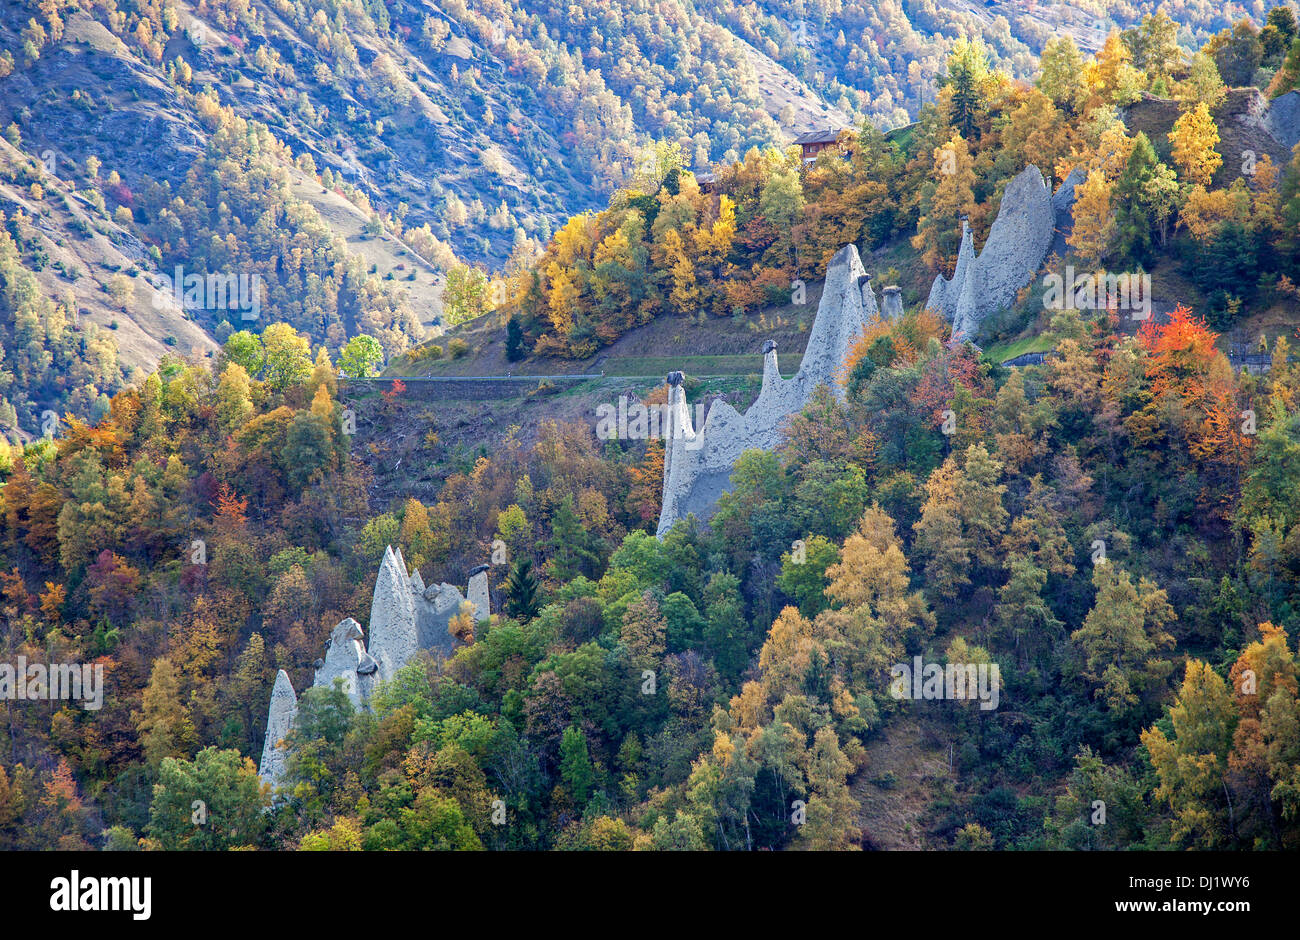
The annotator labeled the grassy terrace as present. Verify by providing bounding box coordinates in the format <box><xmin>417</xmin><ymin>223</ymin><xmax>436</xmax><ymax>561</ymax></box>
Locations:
<box><xmin>984</xmin><ymin>333</ymin><xmax>1057</xmax><ymax>364</ymax></box>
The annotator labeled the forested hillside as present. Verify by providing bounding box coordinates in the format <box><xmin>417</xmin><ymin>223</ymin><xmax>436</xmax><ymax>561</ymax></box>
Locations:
<box><xmin>0</xmin><ymin>0</ymin><xmax>1287</xmax><ymax>443</ymax></box>
<box><xmin>491</xmin><ymin>10</ymin><xmax>1300</xmax><ymax>360</ymax></box>
<box><xmin>2</xmin><ymin>1</ymin><xmax>1300</xmax><ymax>853</ymax></box>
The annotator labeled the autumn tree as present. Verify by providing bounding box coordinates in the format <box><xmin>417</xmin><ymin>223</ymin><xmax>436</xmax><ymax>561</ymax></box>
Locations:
<box><xmin>1037</xmin><ymin>35</ymin><xmax>1086</xmax><ymax>111</ymax></box>
<box><xmin>1084</xmin><ymin>32</ymin><xmax>1144</xmax><ymax>108</ymax></box>
<box><xmin>134</xmin><ymin>658</ymin><xmax>198</xmax><ymax>768</ymax></box>
<box><xmin>1067</xmin><ymin>169</ymin><xmax>1116</xmax><ymax>266</ymax></box>
<box><xmin>260</xmin><ymin>323</ymin><xmax>313</xmax><ymax>392</ymax></box>
<box><xmin>912</xmin><ymin>459</ymin><xmax>970</xmax><ymax>601</ymax></box>
<box><xmin>1122</xmin><ymin>11</ymin><xmax>1183</xmax><ymax>81</ymax></box>
<box><xmin>797</xmin><ymin>726</ymin><xmax>861</xmax><ymax>850</ymax></box>
<box><xmin>1267</xmin><ymin>34</ymin><xmax>1300</xmax><ymax>97</ymax></box>
<box><xmin>443</xmin><ymin>264</ymin><xmax>492</xmax><ymax>326</ymax></box>
<box><xmin>215</xmin><ymin>363</ymin><xmax>254</xmax><ymax>432</ymax></box>
<box><xmin>1169</xmin><ymin>103</ymin><xmax>1223</xmax><ymax>186</ymax></box>
<box><xmin>339</xmin><ymin>334</ymin><xmax>384</xmax><ymax>378</ymax></box>
<box><xmin>999</xmin><ymin>90</ymin><xmax>1076</xmax><ymax>184</ymax></box>
<box><xmin>912</xmin><ymin>446</ymin><xmax>1006</xmax><ymax>603</ymax></box>
<box><xmin>825</xmin><ymin>504</ymin><xmax>934</xmax><ymax>694</ymax></box>
<box><xmin>448</xmin><ymin>600</ymin><xmax>478</xmax><ymax>644</ymax></box>
<box><xmin>1142</xmin><ymin>660</ymin><xmax>1238</xmax><ymax>847</ymax></box>
<box><xmin>1071</xmin><ymin>564</ymin><xmax>1175</xmax><ymax>717</ymax></box>
<box><xmin>912</xmin><ymin>133</ymin><xmax>977</xmax><ymax>274</ymax></box>
<box><xmin>146</xmin><ymin>747</ymin><xmax>268</xmax><ymax>850</ymax></box>
<box><xmin>1178</xmin><ymin>51</ymin><xmax>1227</xmax><ymax>111</ymax></box>
<box><xmin>1208</xmin><ymin>18</ymin><xmax>1263</xmax><ymax>86</ymax></box>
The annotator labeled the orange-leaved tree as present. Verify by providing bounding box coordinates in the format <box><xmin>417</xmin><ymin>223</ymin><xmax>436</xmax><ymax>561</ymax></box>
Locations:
<box><xmin>1136</xmin><ymin>305</ymin><xmax>1249</xmax><ymax>517</ymax></box>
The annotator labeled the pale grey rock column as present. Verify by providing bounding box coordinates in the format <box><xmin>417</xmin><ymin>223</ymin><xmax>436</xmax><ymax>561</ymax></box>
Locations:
<box><xmin>657</xmin><ymin>371</ymin><xmax>700</xmax><ymax>537</ymax></box>
<box><xmin>859</xmin><ymin>273</ymin><xmax>879</xmax><ymax>320</ymax></box>
<box><xmin>258</xmin><ymin>670</ymin><xmax>298</xmax><ymax>790</ymax></box>
<box><xmin>366</xmin><ymin>545</ymin><xmax>419</xmax><ymax>682</ymax></box>
<box><xmin>792</xmin><ymin>244</ymin><xmax>868</xmax><ymax>401</ymax></box>
<box><xmin>655</xmin><ymin>244</ymin><xmax>874</xmax><ymax>538</ymax></box>
<box><xmin>1262</xmin><ymin>89</ymin><xmax>1300</xmax><ymax>150</ymax></box>
<box><xmin>760</xmin><ymin>341</ymin><xmax>781</xmax><ymax>397</ymax></box>
<box><xmin>1051</xmin><ymin>165</ymin><xmax>1086</xmax><ymax>257</ymax></box>
<box><xmin>312</xmin><ymin>618</ymin><xmax>370</xmax><ymax>707</ymax></box>
<box><xmin>415</xmin><ymin>581</ymin><xmax>470</xmax><ymax>654</ymax></box>
<box><xmin>467</xmin><ymin>564</ymin><xmax>490</xmax><ymax>622</ymax></box>
<box><xmin>926</xmin><ymin>166</ymin><xmax>1056</xmax><ymax>341</ymax></box>
<box><xmin>881</xmin><ymin>285</ymin><xmax>903</xmax><ymax>321</ymax></box>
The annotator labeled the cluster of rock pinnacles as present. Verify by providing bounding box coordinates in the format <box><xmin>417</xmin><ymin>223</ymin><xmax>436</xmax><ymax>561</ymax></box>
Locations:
<box><xmin>258</xmin><ymin>547</ymin><xmax>489</xmax><ymax>789</ymax></box>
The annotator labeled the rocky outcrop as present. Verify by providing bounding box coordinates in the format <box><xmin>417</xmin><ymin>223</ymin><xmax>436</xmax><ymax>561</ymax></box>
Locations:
<box><xmin>881</xmin><ymin>285</ymin><xmax>903</xmax><ymax>321</ymax></box>
<box><xmin>467</xmin><ymin>565</ymin><xmax>490</xmax><ymax>622</ymax></box>
<box><xmin>367</xmin><ymin>545</ymin><xmax>420</xmax><ymax>683</ymax></box>
<box><xmin>1050</xmin><ymin>165</ymin><xmax>1086</xmax><ymax>258</ymax></box>
<box><xmin>858</xmin><ymin>273</ymin><xmax>877</xmax><ymax>318</ymax></box>
<box><xmin>257</xmin><ymin>549</ymin><xmax>490</xmax><ymax>789</ymax></box>
<box><xmin>656</xmin><ymin>244</ymin><xmax>874</xmax><ymax>536</ymax></box>
<box><xmin>413</xmin><ymin>580</ymin><xmax>473</xmax><ymax>656</ymax></box>
<box><xmin>258</xmin><ymin>670</ymin><xmax>298</xmax><ymax>792</ymax></box>
<box><xmin>312</xmin><ymin>618</ymin><xmax>376</xmax><ymax>708</ymax></box>
<box><xmin>1264</xmin><ymin>90</ymin><xmax>1300</xmax><ymax>152</ymax></box>
<box><xmin>925</xmin><ymin>165</ymin><xmax>1061</xmax><ymax>341</ymax></box>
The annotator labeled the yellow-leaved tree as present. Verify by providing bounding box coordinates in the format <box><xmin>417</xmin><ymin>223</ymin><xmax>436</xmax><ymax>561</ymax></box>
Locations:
<box><xmin>1083</xmin><ymin>31</ymin><xmax>1144</xmax><ymax>108</ymax></box>
<box><xmin>912</xmin><ymin>133</ymin><xmax>977</xmax><ymax>275</ymax></box>
<box><xmin>1000</xmin><ymin>89</ymin><xmax>1077</xmax><ymax>184</ymax></box>
<box><xmin>1067</xmin><ymin>169</ymin><xmax>1116</xmax><ymax>266</ymax></box>
<box><xmin>1179</xmin><ymin>182</ymin><xmax>1251</xmax><ymax>240</ymax></box>
<box><xmin>1141</xmin><ymin>660</ymin><xmax>1236</xmax><ymax>848</ymax></box>
<box><xmin>1169</xmin><ymin>102</ymin><xmax>1223</xmax><ymax>186</ymax></box>
<box><xmin>544</xmin><ymin>262</ymin><xmax>579</xmax><ymax>336</ymax></box>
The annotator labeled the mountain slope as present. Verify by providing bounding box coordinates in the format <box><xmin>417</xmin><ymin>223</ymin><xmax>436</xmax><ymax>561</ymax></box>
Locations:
<box><xmin>0</xmin><ymin>0</ymin><xmax>1288</xmax><ymax>440</ymax></box>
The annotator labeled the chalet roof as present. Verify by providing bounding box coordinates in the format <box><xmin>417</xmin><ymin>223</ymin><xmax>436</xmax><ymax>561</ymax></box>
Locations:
<box><xmin>791</xmin><ymin>129</ymin><xmax>841</xmax><ymax>145</ymax></box>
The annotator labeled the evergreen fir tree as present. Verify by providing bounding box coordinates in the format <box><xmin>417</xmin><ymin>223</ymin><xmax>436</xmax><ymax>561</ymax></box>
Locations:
<box><xmin>1114</xmin><ymin>132</ymin><xmax>1157</xmax><ymax>266</ymax></box>
<box><xmin>504</xmin><ymin>557</ymin><xmax>541</xmax><ymax>622</ymax></box>
<box><xmin>505</xmin><ymin>315</ymin><xmax>526</xmax><ymax>362</ymax></box>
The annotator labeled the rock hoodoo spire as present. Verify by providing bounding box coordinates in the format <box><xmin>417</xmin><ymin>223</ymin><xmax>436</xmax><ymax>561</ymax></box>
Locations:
<box><xmin>925</xmin><ymin>165</ymin><xmax>1079</xmax><ymax>341</ymax></box>
<box><xmin>467</xmin><ymin>565</ymin><xmax>490</xmax><ymax>622</ymax></box>
<box><xmin>881</xmin><ymin>285</ymin><xmax>903</xmax><ymax>321</ymax></box>
<box><xmin>656</xmin><ymin>244</ymin><xmax>874</xmax><ymax>537</ymax></box>
<box><xmin>257</xmin><ymin>550</ymin><xmax>492</xmax><ymax>789</ymax></box>
<box><xmin>367</xmin><ymin>545</ymin><xmax>419</xmax><ymax>683</ymax></box>
<box><xmin>312</xmin><ymin>618</ymin><xmax>374</xmax><ymax>707</ymax></box>
<box><xmin>258</xmin><ymin>670</ymin><xmax>298</xmax><ymax>792</ymax></box>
